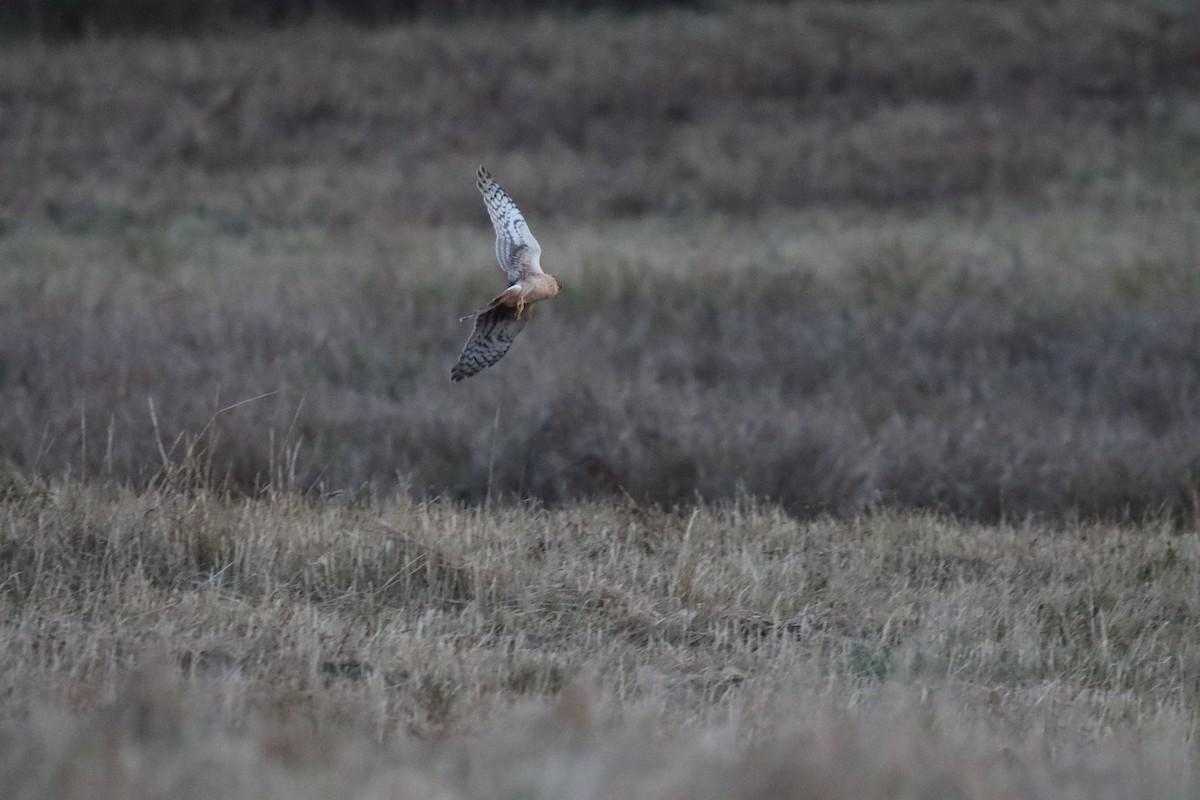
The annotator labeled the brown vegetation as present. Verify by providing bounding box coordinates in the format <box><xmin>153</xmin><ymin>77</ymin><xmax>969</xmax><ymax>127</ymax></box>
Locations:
<box><xmin>0</xmin><ymin>0</ymin><xmax>1197</xmax><ymax>520</ymax></box>
<box><xmin>1</xmin><ymin>479</ymin><xmax>1198</xmax><ymax>797</ymax></box>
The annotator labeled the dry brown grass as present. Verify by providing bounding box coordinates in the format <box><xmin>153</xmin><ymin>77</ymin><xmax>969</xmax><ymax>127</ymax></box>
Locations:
<box><xmin>1</xmin><ymin>478</ymin><xmax>1198</xmax><ymax>797</ymax></box>
<box><xmin>0</xmin><ymin>2</ymin><xmax>1198</xmax><ymax>794</ymax></box>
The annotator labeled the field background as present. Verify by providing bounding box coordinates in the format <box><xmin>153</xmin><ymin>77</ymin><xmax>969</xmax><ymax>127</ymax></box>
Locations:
<box><xmin>1</xmin><ymin>1</ymin><xmax>1199</xmax><ymax>797</ymax></box>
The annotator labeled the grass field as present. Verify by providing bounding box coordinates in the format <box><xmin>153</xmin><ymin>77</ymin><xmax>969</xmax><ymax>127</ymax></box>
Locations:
<box><xmin>0</xmin><ymin>1</ymin><xmax>1199</xmax><ymax>796</ymax></box>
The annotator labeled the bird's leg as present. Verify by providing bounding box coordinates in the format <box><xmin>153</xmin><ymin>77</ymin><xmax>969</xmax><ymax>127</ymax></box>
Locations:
<box><xmin>516</xmin><ymin>298</ymin><xmax>526</xmax><ymax>319</ymax></box>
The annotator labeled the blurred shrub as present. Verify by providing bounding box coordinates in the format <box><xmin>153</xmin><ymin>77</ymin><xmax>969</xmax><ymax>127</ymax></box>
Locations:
<box><xmin>1</xmin><ymin>0</ymin><xmax>713</xmax><ymax>38</ymax></box>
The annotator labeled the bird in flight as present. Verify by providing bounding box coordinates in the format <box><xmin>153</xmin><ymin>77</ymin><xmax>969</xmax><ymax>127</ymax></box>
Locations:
<box><xmin>451</xmin><ymin>167</ymin><xmax>563</xmax><ymax>382</ymax></box>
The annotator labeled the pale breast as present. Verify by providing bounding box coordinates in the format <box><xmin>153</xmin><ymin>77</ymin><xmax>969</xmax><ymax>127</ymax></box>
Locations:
<box><xmin>521</xmin><ymin>273</ymin><xmax>561</xmax><ymax>304</ymax></box>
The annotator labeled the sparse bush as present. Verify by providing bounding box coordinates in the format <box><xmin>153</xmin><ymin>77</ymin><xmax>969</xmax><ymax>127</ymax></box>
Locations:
<box><xmin>0</xmin><ymin>1</ymin><xmax>1195</xmax><ymax>523</ymax></box>
<box><xmin>0</xmin><ymin>272</ymin><xmax>1194</xmax><ymax>520</ymax></box>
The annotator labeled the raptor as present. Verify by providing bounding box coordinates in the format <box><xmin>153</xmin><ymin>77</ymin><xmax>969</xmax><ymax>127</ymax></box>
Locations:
<box><xmin>451</xmin><ymin>167</ymin><xmax>562</xmax><ymax>382</ymax></box>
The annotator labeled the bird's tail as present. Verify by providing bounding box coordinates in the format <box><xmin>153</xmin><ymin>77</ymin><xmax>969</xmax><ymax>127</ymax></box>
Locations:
<box><xmin>462</xmin><ymin>288</ymin><xmax>518</xmax><ymax>322</ymax></box>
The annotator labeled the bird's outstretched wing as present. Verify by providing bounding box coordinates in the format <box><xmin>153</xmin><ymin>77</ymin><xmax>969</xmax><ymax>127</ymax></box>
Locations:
<box><xmin>450</xmin><ymin>304</ymin><xmax>530</xmax><ymax>382</ymax></box>
<box><xmin>477</xmin><ymin>166</ymin><xmax>543</xmax><ymax>283</ymax></box>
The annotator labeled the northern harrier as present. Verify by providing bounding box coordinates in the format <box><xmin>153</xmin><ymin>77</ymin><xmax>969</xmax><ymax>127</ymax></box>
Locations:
<box><xmin>450</xmin><ymin>167</ymin><xmax>562</xmax><ymax>382</ymax></box>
